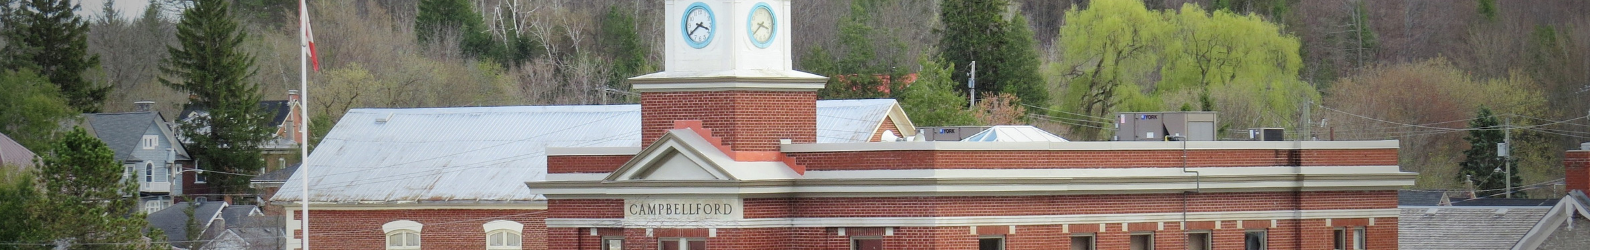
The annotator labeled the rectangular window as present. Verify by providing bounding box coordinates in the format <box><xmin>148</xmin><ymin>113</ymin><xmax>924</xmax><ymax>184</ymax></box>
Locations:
<box><xmin>1333</xmin><ymin>228</ymin><xmax>1346</xmax><ymax>250</ymax></box>
<box><xmin>602</xmin><ymin>237</ymin><xmax>623</xmax><ymax>250</ymax></box>
<box><xmin>1352</xmin><ymin>227</ymin><xmax>1366</xmax><ymax>250</ymax></box>
<box><xmin>1129</xmin><ymin>234</ymin><xmax>1153</xmax><ymax>250</ymax></box>
<box><xmin>1187</xmin><ymin>232</ymin><xmax>1211</xmax><ymax>250</ymax></box>
<box><xmin>851</xmin><ymin>237</ymin><xmax>882</xmax><ymax>250</ymax></box>
<box><xmin>141</xmin><ymin>135</ymin><xmax>159</xmax><ymax>149</ymax></box>
<box><xmin>657</xmin><ymin>238</ymin><xmax>705</xmax><ymax>250</ymax></box>
<box><xmin>1245</xmin><ymin>230</ymin><xmax>1268</xmax><ymax>250</ymax></box>
<box><xmin>1070</xmin><ymin>235</ymin><xmax>1094</xmax><ymax>250</ymax></box>
<box><xmin>977</xmin><ymin>236</ymin><xmax>1004</xmax><ymax>250</ymax></box>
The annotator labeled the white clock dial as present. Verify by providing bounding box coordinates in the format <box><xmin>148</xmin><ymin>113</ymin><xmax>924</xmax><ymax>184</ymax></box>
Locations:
<box><xmin>682</xmin><ymin>4</ymin><xmax>715</xmax><ymax>48</ymax></box>
<box><xmin>748</xmin><ymin>4</ymin><xmax>775</xmax><ymax>48</ymax></box>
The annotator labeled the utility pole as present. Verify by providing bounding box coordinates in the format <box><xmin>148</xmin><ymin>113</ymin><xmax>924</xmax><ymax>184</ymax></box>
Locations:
<box><xmin>968</xmin><ymin>61</ymin><xmax>976</xmax><ymax>109</ymax></box>
<box><xmin>1502</xmin><ymin>122</ymin><xmax>1512</xmax><ymax>198</ymax></box>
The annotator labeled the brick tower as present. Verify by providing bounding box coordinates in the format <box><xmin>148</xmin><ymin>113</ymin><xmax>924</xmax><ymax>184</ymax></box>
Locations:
<box><xmin>632</xmin><ymin>0</ymin><xmax>826</xmax><ymax>152</ymax></box>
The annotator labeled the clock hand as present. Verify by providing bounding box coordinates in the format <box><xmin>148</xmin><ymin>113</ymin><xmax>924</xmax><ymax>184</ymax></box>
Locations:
<box><xmin>688</xmin><ymin>25</ymin><xmax>705</xmax><ymax>36</ymax></box>
<box><xmin>696</xmin><ymin>23</ymin><xmax>710</xmax><ymax>31</ymax></box>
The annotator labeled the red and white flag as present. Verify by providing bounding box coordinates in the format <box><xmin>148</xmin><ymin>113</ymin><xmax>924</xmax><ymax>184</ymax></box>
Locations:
<box><xmin>299</xmin><ymin>0</ymin><xmax>320</xmax><ymax>71</ymax></box>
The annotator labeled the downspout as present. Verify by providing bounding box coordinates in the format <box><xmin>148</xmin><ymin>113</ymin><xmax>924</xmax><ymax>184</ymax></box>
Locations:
<box><xmin>1180</xmin><ymin>137</ymin><xmax>1199</xmax><ymax>231</ymax></box>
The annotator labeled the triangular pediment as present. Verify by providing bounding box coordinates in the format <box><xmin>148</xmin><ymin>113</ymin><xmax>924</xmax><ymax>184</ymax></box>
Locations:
<box><xmin>604</xmin><ymin>129</ymin><xmax>736</xmax><ymax>182</ymax></box>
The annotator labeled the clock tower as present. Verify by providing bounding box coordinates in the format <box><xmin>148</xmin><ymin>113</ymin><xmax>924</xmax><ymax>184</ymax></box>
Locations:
<box><xmin>634</xmin><ymin>0</ymin><xmax>826</xmax><ymax>152</ymax></box>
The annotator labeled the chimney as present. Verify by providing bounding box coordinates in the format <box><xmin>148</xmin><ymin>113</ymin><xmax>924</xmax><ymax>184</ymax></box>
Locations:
<box><xmin>1564</xmin><ymin>143</ymin><xmax>1590</xmax><ymax>195</ymax></box>
<box><xmin>134</xmin><ymin>101</ymin><xmax>155</xmax><ymax>112</ymax></box>
<box><xmin>288</xmin><ymin>90</ymin><xmax>299</xmax><ymax>102</ymax></box>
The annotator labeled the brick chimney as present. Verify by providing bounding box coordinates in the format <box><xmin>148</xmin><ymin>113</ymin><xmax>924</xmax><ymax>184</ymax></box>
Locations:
<box><xmin>134</xmin><ymin>101</ymin><xmax>155</xmax><ymax>112</ymax></box>
<box><xmin>287</xmin><ymin>90</ymin><xmax>303</xmax><ymax>145</ymax></box>
<box><xmin>634</xmin><ymin>0</ymin><xmax>825</xmax><ymax>152</ymax></box>
<box><xmin>1564</xmin><ymin>143</ymin><xmax>1589</xmax><ymax>195</ymax></box>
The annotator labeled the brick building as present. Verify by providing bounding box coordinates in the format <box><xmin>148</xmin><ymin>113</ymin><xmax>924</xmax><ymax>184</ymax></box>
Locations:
<box><xmin>526</xmin><ymin>1</ymin><xmax>1415</xmax><ymax>250</ymax></box>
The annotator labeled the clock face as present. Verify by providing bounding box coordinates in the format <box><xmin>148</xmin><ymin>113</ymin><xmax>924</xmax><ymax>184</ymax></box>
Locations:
<box><xmin>747</xmin><ymin>3</ymin><xmax>776</xmax><ymax>48</ymax></box>
<box><xmin>681</xmin><ymin>2</ymin><xmax>715</xmax><ymax>49</ymax></box>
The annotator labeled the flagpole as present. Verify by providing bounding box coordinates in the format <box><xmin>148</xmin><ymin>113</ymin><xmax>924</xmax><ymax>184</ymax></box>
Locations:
<box><xmin>298</xmin><ymin>0</ymin><xmax>311</xmax><ymax>249</ymax></box>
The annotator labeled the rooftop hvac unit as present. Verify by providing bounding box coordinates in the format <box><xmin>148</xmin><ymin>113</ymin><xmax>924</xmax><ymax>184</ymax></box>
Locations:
<box><xmin>1250</xmin><ymin>128</ymin><xmax>1285</xmax><ymax>141</ymax></box>
<box><xmin>1114</xmin><ymin>112</ymin><xmax>1216</xmax><ymax>141</ymax></box>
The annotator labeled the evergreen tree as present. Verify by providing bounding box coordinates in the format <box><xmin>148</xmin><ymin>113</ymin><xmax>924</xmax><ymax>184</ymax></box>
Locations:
<box><xmin>897</xmin><ymin>56</ymin><xmax>979</xmax><ymax>126</ymax></box>
<box><xmin>160</xmin><ymin>0</ymin><xmax>272</xmax><ymax>195</ymax></box>
<box><xmin>0</xmin><ymin>0</ymin><xmax>108</xmax><ymax>113</ymax></box>
<box><xmin>601</xmin><ymin>5</ymin><xmax>649</xmax><ymax>102</ymax></box>
<box><xmin>938</xmin><ymin>0</ymin><xmax>1047</xmax><ymax>108</ymax></box>
<box><xmin>29</xmin><ymin>127</ymin><xmax>164</xmax><ymax>249</ymax></box>
<box><xmin>802</xmin><ymin>0</ymin><xmax>909</xmax><ymax>99</ymax></box>
<box><xmin>1459</xmin><ymin>108</ymin><xmax>1521</xmax><ymax>198</ymax></box>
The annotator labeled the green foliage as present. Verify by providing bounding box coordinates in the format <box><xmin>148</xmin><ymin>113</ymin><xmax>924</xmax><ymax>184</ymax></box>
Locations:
<box><xmin>938</xmin><ymin>0</ymin><xmax>1048</xmax><ymax>108</ymax></box>
<box><xmin>161</xmin><ymin>0</ymin><xmax>272</xmax><ymax>194</ymax></box>
<box><xmin>1477</xmin><ymin>0</ymin><xmax>1496</xmax><ymax>21</ymax></box>
<box><xmin>0</xmin><ymin>69</ymin><xmax>76</xmax><ymax>150</ymax></box>
<box><xmin>897</xmin><ymin>56</ymin><xmax>979</xmax><ymax>127</ymax></box>
<box><xmin>1459</xmin><ymin>108</ymin><xmax>1521</xmax><ymax>198</ymax></box>
<box><xmin>23</xmin><ymin>127</ymin><xmax>163</xmax><ymax>249</ymax></box>
<box><xmin>803</xmin><ymin>0</ymin><xmax>910</xmax><ymax>100</ymax></box>
<box><xmin>417</xmin><ymin>0</ymin><xmax>535</xmax><ymax>67</ymax></box>
<box><xmin>600</xmin><ymin>5</ymin><xmax>649</xmax><ymax>99</ymax></box>
<box><xmin>1051</xmin><ymin>0</ymin><xmax>1312</xmax><ymax>140</ymax></box>
<box><xmin>0</xmin><ymin>0</ymin><xmax>108</xmax><ymax>113</ymax></box>
<box><xmin>231</xmin><ymin>0</ymin><xmax>296</xmax><ymax>24</ymax></box>
<box><xmin>0</xmin><ymin>169</ymin><xmax>45</xmax><ymax>247</ymax></box>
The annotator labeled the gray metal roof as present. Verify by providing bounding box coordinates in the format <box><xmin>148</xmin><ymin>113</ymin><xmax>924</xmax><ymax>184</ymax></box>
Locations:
<box><xmin>1535</xmin><ymin>218</ymin><xmax>1588</xmax><ymax>250</ymax></box>
<box><xmin>1400</xmin><ymin>206</ymin><xmax>1550</xmax><ymax>250</ymax></box>
<box><xmin>0</xmin><ymin>132</ymin><xmax>35</xmax><ymax>169</ymax></box>
<box><xmin>816</xmin><ymin>99</ymin><xmax>901</xmax><ymax>143</ymax></box>
<box><xmin>961</xmin><ymin>125</ymin><xmax>1069</xmax><ymax>142</ymax></box>
<box><xmin>273</xmin><ymin>100</ymin><xmax>904</xmax><ymax>203</ymax></box>
<box><xmin>1400</xmin><ymin>190</ymin><xmax>1451</xmax><ymax>206</ymax></box>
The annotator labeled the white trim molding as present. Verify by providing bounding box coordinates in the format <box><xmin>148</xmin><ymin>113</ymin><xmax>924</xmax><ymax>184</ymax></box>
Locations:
<box><xmin>383</xmin><ymin>220</ymin><xmax>424</xmax><ymax>233</ymax></box>
<box><xmin>781</xmin><ymin>140</ymin><xmax>1399</xmax><ymax>152</ymax></box>
<box><xmin>546</xmin><ymin>208</ymin><xmax>1400</xmax><ymax>228</ymax></box>
<box><xmin>483</xmin><ymin>220</ymin><xmax>524</xmax><ymax>234</ymax></box>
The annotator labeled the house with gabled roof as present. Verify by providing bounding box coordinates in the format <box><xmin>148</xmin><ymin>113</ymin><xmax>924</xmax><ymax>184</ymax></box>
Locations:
<box><xmin>271</xmin><ymin>100</ymin><xmax>914</xmax><ymax>249</ymax></box>
<box><xmin>0</xmin><ymin>132</ymin><xmax>36</xmax><ymax>170</ymax></box>
<box><xmin>80</xmin><ymin>105</ymin><xmax>193</xmax><ymax>214</ymax></box>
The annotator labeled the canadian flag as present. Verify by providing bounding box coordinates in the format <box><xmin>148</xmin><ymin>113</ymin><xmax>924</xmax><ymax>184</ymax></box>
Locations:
<box><xmin>299</xmin><ymin>0</ymin><xmax>320</xmax><ymax>71</ymax></box>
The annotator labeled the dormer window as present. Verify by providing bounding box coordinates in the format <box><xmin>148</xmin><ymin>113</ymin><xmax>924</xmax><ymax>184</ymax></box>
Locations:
<box><xmin>141</xmin><ymin>135</ymin><xmax>159</xmax><ymax>149</ymax></box>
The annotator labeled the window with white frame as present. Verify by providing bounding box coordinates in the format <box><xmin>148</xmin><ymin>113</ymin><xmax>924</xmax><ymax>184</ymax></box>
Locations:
<box><xmin>144</xmin><ymin>162</ymin><xmax>154</xmax><ymax>183</ymax></box>
<box><xmin>1352</xmin><ymin>227</ymin><xmax>1366</xmax><ymax>250</ymax></box>
<box><xmin>1070</xmin><ymin>234</ymin><xmax>1094</xmax><ymax>250</ymax></box>
<box><xmin>483</xmin><ymin>220</ymin><xmax>523</xmax><ymax>250</ymax></box>
<box><xmin>1187</xmin><ymin>231</ymin><xmax>1212</xmax><ymax>250</ymax></box>
<box><xmin>1333</xmin><ymin>228</ymin><xmax>1346</xmax><ymax>250</ymax></box>
<box><xmin>383</xmin><ymin>220</ymin><xmax>423</xmax><ymax>250</ymax></box>
<box><xmin>1129</xmin><ymin>233</ymin><xmax>1153</xmax><ymax>250</ymax></box>
<box><xmin>851</xmin><ymin>236</ymin><xmax>882</xmax><ymax>250</ymax></box>
<box><xmin>1245</xmin><ymin>230</ymin><xmax>1268</xmax><ymax>250</ymax></box>
<box><xmin>141</xmin><ymin>135</ymin><xmax>159</xmax><ymax>149</ymax></box>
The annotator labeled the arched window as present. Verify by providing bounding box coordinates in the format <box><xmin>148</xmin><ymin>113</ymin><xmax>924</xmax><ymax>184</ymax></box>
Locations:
<box><xmin>383</xmin><ymin>220</ymin><xmax>423</xmax><ymax>250</ymax></box>
<box><xmin>483</xmin><ymin>220</ymin><xmax>524</xmax><ymax>250</ymax></box>
<box><xmin>144</xmin><ymin>162</ymin><xmax>154</xmax><ymax>182</ymax></box>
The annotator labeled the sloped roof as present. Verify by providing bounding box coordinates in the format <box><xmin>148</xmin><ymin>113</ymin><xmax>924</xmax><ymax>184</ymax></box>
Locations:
<box><xmin>816</xmin><ymin>99</ymin><xmax>909</xmax><ymax>143</ymax></box>
<box><xmin>0</xmin><ymin>132</ymin><xmax>35</xmax><ymax>169</ymax></box>
<box><xmin>250</xmin><ymin>163</ymin><xmax>298</xmax><ymax>184</ymax></box>
<box><xmin>82</xmin><ymin>112</ymin><xmax>189</xmax><ymax>161</ymax></box>
<box><xmin>1400</xmin><ymin>190</ymin><xmax>1451</xmax><ymax>206</ymax></box>
<box><xmin>1452</xmin><ymin>198</ymin><xmax>1563</xmax><ymax>207</ymax></box>
<box><xmin>1400</xmin><ymin>206</ymin><xmax>1550</xmax><ymax>250</ymax></box>
<box><xmin>961</xmin><ymin>125</ymin><xmax>1068</xmax><ymax>142</ymax></box>
<box><xmin>273</xmin><ymin>100</ymin><xmax>907</xmax><ymax>204</ymax></box>
<box><xmin>148</xmin><ymin>201</ymin><xmax>228</xmax><ymax>242</ymax></box>
<box><xmin>178</xmin><ymin>101</ymin><xmax>292</xmax><ymax>128</ymax></box>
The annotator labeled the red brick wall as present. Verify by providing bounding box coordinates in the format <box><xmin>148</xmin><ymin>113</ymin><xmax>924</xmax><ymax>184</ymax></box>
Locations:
<box><xmin>548</xmin><ymin>155</ymin><xmax>634</xmax><ymax>174</ymax></box>
<box><xmin>641</xmin><ymin>91</ymin><xmax>816</xmax><ymax>152</ymax></box>
<box><xmin>867</xmin><ymin>117</ymin><xmax>896</xmax><ymax>142</ymax></box>
<box><xmin>548</xmin><ymin>199</ymin><xmax>625</xmax><ymax>219</ymax></box>
<box><xmin>1565</xmin><ymin>151</ymin><xmax>1589</xmax><ymax>195</ymax></box>
<box><xmin>546</xmin><ymin>220</ymin><xmax>1397</xmax><ymax>250</ymax></box>
<box><xmin>295</xmin><ymin>209</ymin><xmax>547</xmax><ymax>250</ymax></box>
<box><xmin>737</xmin><ymin>191</ymin><xmax>1395</xmax><ymax>218</ymax></box>
<box><xmin>790</xmin><ymin>149</ymin><xmax>1397</xmax><ymax>170</ymax></box>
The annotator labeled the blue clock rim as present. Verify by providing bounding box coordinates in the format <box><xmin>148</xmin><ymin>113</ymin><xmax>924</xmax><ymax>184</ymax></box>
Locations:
<box><xmin>747</xmin><ymin>2</ymin><xmax>776</xmax><ymax>49</ymax></box>
<box><xmin>681</xmin><ymin>2</ymin><xmax>715</xmax><ymax>49</ymax></box>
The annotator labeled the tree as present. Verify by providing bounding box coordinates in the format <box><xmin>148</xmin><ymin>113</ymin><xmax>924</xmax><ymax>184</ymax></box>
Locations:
<box><xmin>1459</xmin><ymin>108</ymin><xmax>1521</xmax><ymax>198</ymax></box>
<box><xmin>0</xmin><ymin>69</ymin><xmax>76</xmax><ymax>150</ymax></box>
<box><xmin>416</xmin><ymin>0</ymin><xmax>533</xmax><ymax>67</ymax></box>
<box><xmin>896</xmin><ymin>56</ymin><xmax>978</xmax><ymax>127</ymax></box>
<box><xmin>600</xmin><ymin>5</ymin><xmax>649</xmax><ymax>102</ymax></box>
<box><xmin>0</xmin><ymin>0</ymin><xmax>108</xmax><ymax>113</ymax></box>
<box><xmin>938</xmin><ymin>0</ymin><xmax>1048</xmax><ymax>108</ymax></box>
<box><xmin>160</xmin><ymin>0</ymin><xmax>272</xmax><ymax>194</ymax></box>
<box><xmin>1051</xmin><ymin>0</ymin><xmax>1167</xmax><ymax>139</ymax></box>
<box><xmin>802</xmin><ymin>0</ymin><xmax>910</xmax><ymax>100</ymax></box>
<box><xmin>30</xmin><ymin>127</ymin><xmax>163</xmax><ymax>249</ymax></box>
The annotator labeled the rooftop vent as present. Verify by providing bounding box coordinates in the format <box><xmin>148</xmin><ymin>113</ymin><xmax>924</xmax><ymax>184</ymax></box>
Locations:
<box><xmin>1114</xmin><ymin>112</ymin><xmax>1215</xmax><ymax>141</ymax></box>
